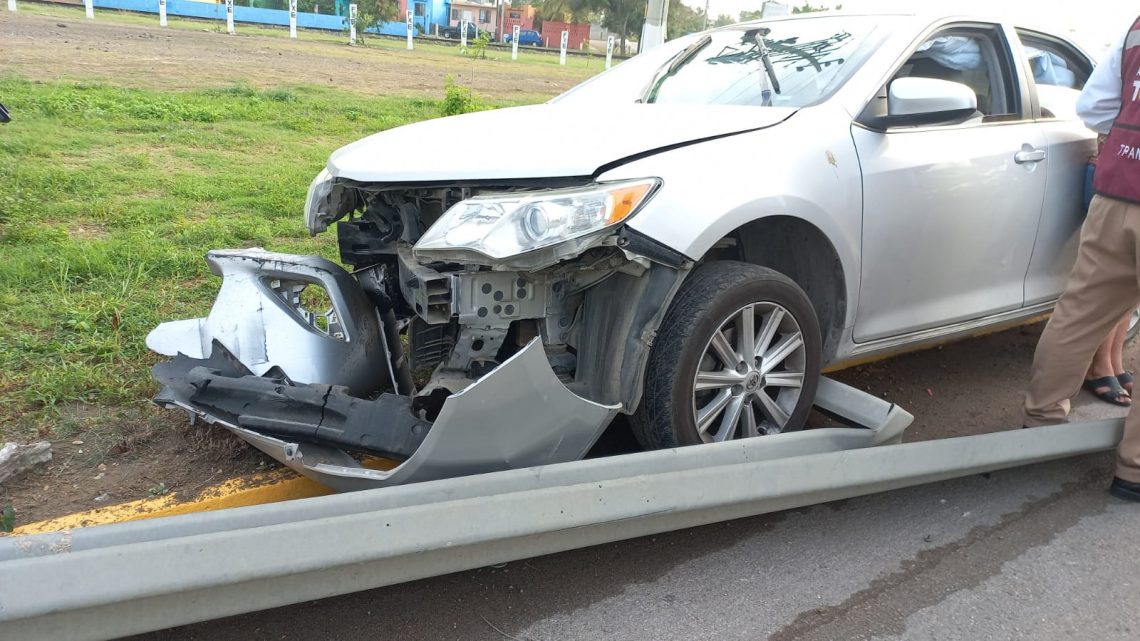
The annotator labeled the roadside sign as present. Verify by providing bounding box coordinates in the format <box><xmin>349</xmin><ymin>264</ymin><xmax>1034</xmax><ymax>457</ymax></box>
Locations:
<box><xmin>511</xmin><ymin>24</ymin><xmax>519</xmax><ymax>60</ymax></box>
<box><xmin>225</xmin><ymin>0</ymin><xmax>234</xmax><ymax>33</ymax></box>
<box><xmin>761</xmin><ymin>1</ymin><xmax>789</xmax><ymax>18</ymax></box>
<box><xmin>289</xmin><ymin>0</ymin><xmax>297</xmax><ymax>38</ymax></box>
<box><xmin>159</xmin><ymin>0</ymin><xmax>167</xmax><ymax>26</ymax></box>
<box><xmin>349</xmin><ymin>3</ymin><xmax>357</xmax><ymax>45</ymax></box>
<box><xmin>559</xmin><ymin>29</ymin><xmax>568</xmax><ymax>66</ymax></box>
<box><xmin>460</xmin><ymin>19</ymin><xmax>468</xmax><ymax>49</ymax></box>
<box><xmin>406</xmin><ymin>9</ymin><xmax>413</xmax><ymax>49</ymax></box>
<box><xmin>606</xmin><ymin>35</ymin><xmax>614</xmax><ymax>69</ymax></box>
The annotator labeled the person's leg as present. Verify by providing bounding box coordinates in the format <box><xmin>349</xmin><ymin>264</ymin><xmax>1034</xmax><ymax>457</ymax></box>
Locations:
<box><xmin>1085</xmin><ymin>326</ymin><xmax>1130</xmax><ymax>405</ymax></box>
<box><xmin>1111</xmin><ymin>201</ymin><xmax>1140</xmax><ymax>496</ymax></box>
<box><xmin>1111</xmin><ymin>312</ymin><xmax>1132</xmax><ymax>392</ymax></box>
<box><xmin>1024</xmin><ymin>196</ymin><xmax>1140</xmax><ymax>426</ymax></box>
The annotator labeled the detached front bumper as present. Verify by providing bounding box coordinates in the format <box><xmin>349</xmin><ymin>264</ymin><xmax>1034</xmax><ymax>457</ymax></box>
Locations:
<box><xmin>147</xmin><ymin>250</ymin><xmax>619</xmax><ymax>492</ymax></box>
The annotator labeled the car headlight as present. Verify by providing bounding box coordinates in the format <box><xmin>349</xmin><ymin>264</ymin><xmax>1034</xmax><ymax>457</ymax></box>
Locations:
<box><xmin>304</xmin><ymin>169</ymin><xmax>339</xmax><ymax>236</ymax></box>
<box><xmin>413</xmin><ymin>178</ymin><xmax>660</xmax><ymax>264</ymax></box>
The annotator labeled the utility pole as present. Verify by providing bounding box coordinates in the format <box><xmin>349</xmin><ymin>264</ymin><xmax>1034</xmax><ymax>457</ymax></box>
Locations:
<box><xmin>703</xmin><ymin>0</ymin><xmax>709</xmax><ymax>30</ymax></box>
<box><xmin>498</xmin><ymin>0</ymin><xmax>506</xmax><ymax>42</ymax></box>
<box><xmin>640</xmin><ymin>0</ymin><xmax>667</xmax><ymax>51</ymax></box>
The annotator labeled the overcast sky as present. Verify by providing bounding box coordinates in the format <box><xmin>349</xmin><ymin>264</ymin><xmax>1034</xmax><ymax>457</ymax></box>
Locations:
<box><xmin>687</xmin><ymin>0</ymin><xmax>1135</xmax><ymax>54</ymax></box>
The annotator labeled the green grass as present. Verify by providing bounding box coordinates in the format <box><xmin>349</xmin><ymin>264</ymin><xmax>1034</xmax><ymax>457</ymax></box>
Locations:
<box><xmin>0</xmin><ymin>76</ymin><xmax>526</xmax><ymax>438</ymax></box>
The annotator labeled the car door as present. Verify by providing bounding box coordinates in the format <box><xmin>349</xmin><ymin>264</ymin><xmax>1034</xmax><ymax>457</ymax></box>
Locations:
<box><xmin>851</xmin><ymin>23</ymin><xmax>1048</xmax><ymax>343</ymax></box>
<box><xmin>1015</xmin><ymin>29</ymin><xmax>1098</xmax><ymax>305</ymax></box>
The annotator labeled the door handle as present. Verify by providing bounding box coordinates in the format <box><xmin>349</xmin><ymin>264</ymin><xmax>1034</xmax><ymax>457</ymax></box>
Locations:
<box><xmin>1015</xmin><ymin>149</ymin><xmax>1046</xmax><ymax>164</ymax></box>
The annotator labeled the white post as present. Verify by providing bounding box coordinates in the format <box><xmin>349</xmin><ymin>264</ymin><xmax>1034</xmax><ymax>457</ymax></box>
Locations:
<box><xmin>605</xmin><ymin>35</ymin><xmax>614</xmax><ymax>69</ymax></box>
<box><xmin>7</xmin><ymin>0</ymin><xmax>15</xmax><ymax>13</ymax></box>
<box><xmin>460</xmin><ymin>18</ymin><xmax>468</xmax><ymax>49</ymax></box>
<box><xmin>348</xmin><ymin>3</ymin><xmax>357</xmax><ymax>45</ymax></box>
<box><xmin>158</xmin><ymin>0</ymin><xmax>167</xmax><ymax>26</ymax></box>
<box><xmin>289</xmin><ymin>0</ymin><xmax>297</xmax><ymax>38</ymax></box>
<box><xmin>84</xmin><ymin>0</ymin><xmax>94</xmax><ymax>19</ymax></box>
<box><xmin>406</xmin><ymin>9</ymin><xmax>413</xmax><ymax>49</ymax></box>
<box><xmin>511</xmin><ymin>24</ymin><xmax>519</xmax><ymax>60</ymax></box>
<box><xmin>225</xmin><ymin>0</ymin><xmax>234</xmax><ymax>33</ymax></box>
<box><xmin>559</xmin><ymin>30</ymin><xmax>567</xmax><ymax>66</ymax></box>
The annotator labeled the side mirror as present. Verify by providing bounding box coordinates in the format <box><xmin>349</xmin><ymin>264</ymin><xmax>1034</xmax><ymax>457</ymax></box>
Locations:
<box><xmin>863</xmin><ymin>77</ymin><xmax>978</xmax><ymax>130</ymax></box>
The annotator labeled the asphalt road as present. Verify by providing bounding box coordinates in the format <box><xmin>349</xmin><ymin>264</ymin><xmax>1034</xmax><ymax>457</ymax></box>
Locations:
<box><xmin>134</xmin><ymin>329</ymin><xmax>1140</xmax><ymax>641</ymax></box>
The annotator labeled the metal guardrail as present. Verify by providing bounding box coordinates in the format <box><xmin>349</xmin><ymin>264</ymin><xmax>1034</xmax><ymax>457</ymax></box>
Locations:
<box><xmin>0</xmin><ymin>379</ymin><xmax>1122</xmax><ymax>641</ymax></box>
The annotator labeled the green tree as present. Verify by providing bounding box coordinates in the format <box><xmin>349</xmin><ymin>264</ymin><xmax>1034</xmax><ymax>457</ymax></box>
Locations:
<box><xmin>466</xmin><ymin>30</ymin><xmax>492</xmax><ymax>59</ymax></box>
<box><xmin>713</xmin><ymin>13</ymin><xmax>734</xmax><ymax>27</ymax></box>
<box><xmin>597</xmin><ymin>0</ymin><xmax>643</xmax><ymax>55</ymax></box>
<box><xmin>739</xmin><ymin>9</ymin><xmax>762</xmax><ymax>21</ymax></box>
<box><xmin>353</xmin><ymin>0</ymin><xmax>401</xmax><ymax>39</ymax></box>
<box><xmin>535</xmin><ymin>0</ymin><xmax>593</xmax><ymax>22</ymax></box>
<box><xmin>792</xmin><ymin>2</ymin><xmax>839</xmax><ymax>13</ymax></box>
<box><xmin>666</xmin><ymin>0</ymin><xmax>705</xmax><ymax>39</ymax></box>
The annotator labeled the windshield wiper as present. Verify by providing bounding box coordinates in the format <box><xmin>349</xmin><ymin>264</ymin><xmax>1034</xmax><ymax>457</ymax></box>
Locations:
<box><xmin>753</xmin><ymin>28</ymin><xmax>782</xmax><ymax>95</ymax></box>
<box><xmin>641</xmin><ymin>34</ymin><xmax>713</xmax><ymax>103</ymax></box>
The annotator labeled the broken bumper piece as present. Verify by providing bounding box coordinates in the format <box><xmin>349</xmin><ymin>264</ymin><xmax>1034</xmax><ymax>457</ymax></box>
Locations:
<box><xmin>146</xmin><ymin>249</ymin><xmax>390</xmax><ymax>395</ymax></box>
<box><xmin>154</xmin><ymin>338</ymin><xmax>620</xmax><ymax>492</ymax></box>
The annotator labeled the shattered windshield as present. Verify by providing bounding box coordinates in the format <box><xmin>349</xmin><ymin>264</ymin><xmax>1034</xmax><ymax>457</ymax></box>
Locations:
<box><xmin>644</xmin><ymin>17</ymin><xmax>885</xmax><ymax>107</ymax></box>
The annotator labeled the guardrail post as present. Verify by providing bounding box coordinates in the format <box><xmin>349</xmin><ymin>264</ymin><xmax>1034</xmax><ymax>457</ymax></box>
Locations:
<box><xmin>289</xmin><ymin>0</ymin><xmax>297</xmax><ymax>38</ymax></box>
<box><xmin>511</xmin><ymin>24</ymin><xmax>519</xmax><ymax>60</ymax></box>
<box><xmin>158</xmin><ymin>0</ymin><xmax>167</xmax><ymax>26</ymax></box>
<box><xmin>84</xmin><ymin>0</ymin><xmax>93</xmax><ymax>19</ymax></box>
<box><xmin>8</xmin><ymin>0</ymin><xmax>16</xmax><ymax>11</ymax></box>
<box><xmin>606</xmin><ymin>35</ymin><xmax>614</xmax><ymax>69</ymax></box>
<box><xmin>349</xmin><ymin>3</ymin><xmax>357</xmax><ymax>45</ymax></box>
<box><xmin>559</xmin><ymin>30</ymin><xmax>567</xmax><ymax>65</ymax></box>
<box><xmin>406</xmin><ymin>9</ymin><xmax>413</xmax><ymax>49</ymax></box>
<box><xmin>225</xmin><ymin>0</ymin><xmax>234</xmax><ymax>33</ymax></box>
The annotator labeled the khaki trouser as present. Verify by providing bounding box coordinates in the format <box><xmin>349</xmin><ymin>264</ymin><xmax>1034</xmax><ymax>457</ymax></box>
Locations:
<box><xmin>1023</xmin><ymin>195</ymin><xmax>1140</xmax><ymax>482</ymax></box>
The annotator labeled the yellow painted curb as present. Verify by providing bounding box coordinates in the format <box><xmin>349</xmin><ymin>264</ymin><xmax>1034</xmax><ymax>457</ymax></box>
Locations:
<box><xmin>12</xmin><ymin>457</ymin><xmax>398</xmax><ymax>535</ymax></box>
<box><xmin>12</xmin><ymin>472</ymin><xmax>332</xmax><ymax>535</ymax></box>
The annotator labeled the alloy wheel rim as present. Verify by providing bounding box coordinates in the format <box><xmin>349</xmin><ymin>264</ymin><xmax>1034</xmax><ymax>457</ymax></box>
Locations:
<box><xmin>690</xmin><ymin>302</ymin><xmax>806</xmax><ymax>443</ymax></box>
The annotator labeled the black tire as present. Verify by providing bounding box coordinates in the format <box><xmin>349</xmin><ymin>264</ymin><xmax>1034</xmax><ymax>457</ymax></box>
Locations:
<box><xmin>631</xmin><ymin>261</ymin><xmax>822</xmax><ymax>450</ymax></box>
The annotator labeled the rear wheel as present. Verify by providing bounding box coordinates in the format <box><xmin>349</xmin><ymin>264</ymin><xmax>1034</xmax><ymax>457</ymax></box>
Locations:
<box><xmin>631</xmin><ymin>261</ymin><xmax>822</xmax><ymax>449</ymax></box>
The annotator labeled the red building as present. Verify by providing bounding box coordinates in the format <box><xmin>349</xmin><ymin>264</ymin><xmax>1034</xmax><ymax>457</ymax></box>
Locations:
<box><xmin>540</xmin><ymin>20</ymin><xmax>590</xmax><ymax>50</ymax></box>
<box><xmin>501</xmin><ymin>2</ymin><xmax>536</xmax><ymax>38</ymax></box>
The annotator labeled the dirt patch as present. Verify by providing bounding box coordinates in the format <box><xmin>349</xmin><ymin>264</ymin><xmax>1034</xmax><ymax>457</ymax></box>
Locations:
<box><xmin>1</xmin><ymin>10</ymin><xmax>594</xmax><ymax>101</ymax></box>
<box><xmin>831</xmin><ymin>322</ymin><xmax>1139</xmax><ymax>442</ymax></box>
<box><xmin>0</xmin><ymin>404</ymin><xmax>273</xmax><ymax>527</ymax></box>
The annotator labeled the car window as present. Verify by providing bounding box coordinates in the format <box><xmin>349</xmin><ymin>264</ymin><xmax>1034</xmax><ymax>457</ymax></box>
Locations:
<box><xmin>888</xmin><ymin>26</ymin><xmax>1020</xmax><ymax>121</ymax></box>
<box><xmin>1016</xmin><ymin>29</ymin><xmax>1092</xmax><ymax>120</ymax></box>
<box><xmin>640</xmin><ymin>16</ymin><xmax>888</xmax><ymax>108</ymax></box>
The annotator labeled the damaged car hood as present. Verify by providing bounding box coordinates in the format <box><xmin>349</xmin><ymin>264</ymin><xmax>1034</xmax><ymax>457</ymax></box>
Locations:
<box><xmin>327</xmin><ymin>103</ymin><xmax>797</xmax><ymax>182</ymax></box>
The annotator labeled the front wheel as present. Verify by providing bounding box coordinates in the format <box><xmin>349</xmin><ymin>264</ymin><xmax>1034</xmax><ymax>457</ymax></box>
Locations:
<box><xmin>631</xmin><ymin>261</ymin><xmax>821</xmax><ymax>449</ymax></box>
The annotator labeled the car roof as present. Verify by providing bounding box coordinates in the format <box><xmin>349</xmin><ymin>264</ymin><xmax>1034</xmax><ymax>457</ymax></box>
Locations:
<box><xmin>722</xmin><ymin>11</ymin><xmax>1085</xmax><ymax>53</ymax></box>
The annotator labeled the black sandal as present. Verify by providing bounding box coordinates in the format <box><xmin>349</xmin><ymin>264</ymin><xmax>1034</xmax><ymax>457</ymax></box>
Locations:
<box><xmin>1117</xmin><ymin>371</ymin><xmax>1134</xmax><ymax>394</ymax></box>
<box><xmin>1084</xmin><ymin>376</ymin><xmax>1132</xmax><ymax>407</ymax></box>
